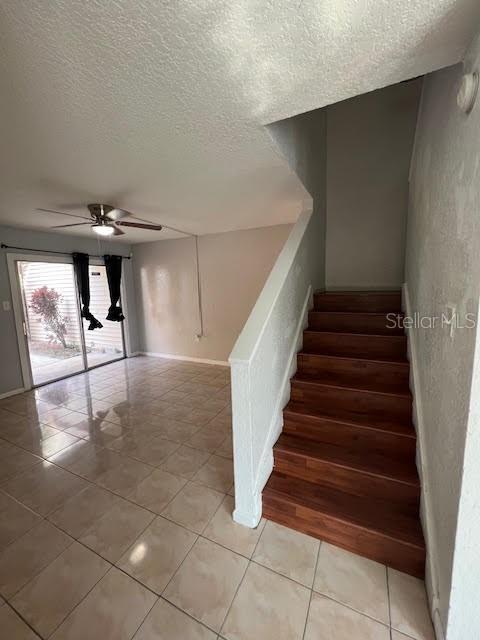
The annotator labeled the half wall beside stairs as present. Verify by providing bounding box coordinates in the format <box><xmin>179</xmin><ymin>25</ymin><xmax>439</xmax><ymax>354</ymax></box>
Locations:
<box><xmin>229</xmin><ymin>205</ymin><xmax>323</xmax><ymax>527</ymax></box>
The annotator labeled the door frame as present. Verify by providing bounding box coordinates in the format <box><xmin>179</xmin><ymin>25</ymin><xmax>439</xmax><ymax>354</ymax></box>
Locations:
<box><xmin>7</xmin><ymin>252</ymin><xmax>129</xmax><ymax>389</ymax></box>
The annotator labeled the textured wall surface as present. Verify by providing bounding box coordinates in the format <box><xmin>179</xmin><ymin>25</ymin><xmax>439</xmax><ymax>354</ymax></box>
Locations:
<box><xmin>405</xmin><ymin>32</ymin><xmax>480</xmax><ymax>638</ymax></box>
<box><xmin>268</xmin><ymin>107</ymin><xmax>327</xmax><ymax>288</ymax></box>
<box><xmin>230</xmin><ymin>109</ymin><xmax>327</xmax><ymax>526</ymax></box>
<box><xmin>0</xmin><ymin>1</ymin><xmax>479</xmax><ymax>241</ymax></box>
<box><xmin>0</xmin><ymin>226</ymin><xmax>136</xmax><ymax>395</ymax></box>
<box><xmin>230</xmin><ymin>207</ymin><xmax>325</xmax><ymax>526</ymax></box>
<box><xmin>326</xmin><ymin>80</ymin><xmax>422</xmax><ymax>289</ymax></box>
<box><xmin>132</xmin><ymin>224</ymin><xmax>292</xmax><ymax>361</ymax></box>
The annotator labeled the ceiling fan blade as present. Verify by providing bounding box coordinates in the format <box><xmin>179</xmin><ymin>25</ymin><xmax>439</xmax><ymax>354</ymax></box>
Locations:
<box><xmin>106</xmin><ymin>208</ymin><xmax>132</xmax><ymax>221</ymax></box>
<box><xmin>50</xmin><ymin>222</ymin><xmax>92</xmax><ymax>228</ymax></box>
<box><xmin>37</xmin><ymin>207</ymin><xmax>91</xmax><ymax>221</ymax></box>
<box><xmin>112</xmin><ymin>225</ymin><xmax>125</xmax><ymax>236</ymax></box>
<box><xmin>116</xmin><ymin>221</ymin><xmax>163</xmax><ymax>231</ymax></box>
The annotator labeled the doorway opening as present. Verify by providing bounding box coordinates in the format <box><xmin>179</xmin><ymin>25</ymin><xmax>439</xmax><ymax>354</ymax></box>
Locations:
<box><xmin>9</xmin><ymin>255</ymin><xmax>126</xmax><ymax>388</ymax></box>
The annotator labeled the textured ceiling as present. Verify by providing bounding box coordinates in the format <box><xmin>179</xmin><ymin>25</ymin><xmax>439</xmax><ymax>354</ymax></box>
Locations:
<box><xmin>0</xmin><ymin>0</ymin><xmax>479</xmax><ymax>243</ymax></box>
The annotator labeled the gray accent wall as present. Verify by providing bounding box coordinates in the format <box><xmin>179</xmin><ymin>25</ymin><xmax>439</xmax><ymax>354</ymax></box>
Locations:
<box><xmin>268</xmin><ymin>80</ymin><xmax>421</xmax><ymax>292</ymax></box>
<box><xmin>325</xmin><ymin>79</ymin><xmax>422</xmax><ymax>289</ymax></box>
<box><xmin>267</xmin><ymin>107</ymin><xmax>327</xmax><ymax>291</ymax></box>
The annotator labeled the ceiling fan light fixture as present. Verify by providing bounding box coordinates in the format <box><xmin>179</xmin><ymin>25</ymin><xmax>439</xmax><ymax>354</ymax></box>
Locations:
<box><xmin>41</xmin><ymin>203</ymin><xmax>167</xmax><ymax>237</ymax></box>
<box><xmin>92</xmin><ymin>222</ymin><xmax>115</xmax><ymax>236</ymax></box>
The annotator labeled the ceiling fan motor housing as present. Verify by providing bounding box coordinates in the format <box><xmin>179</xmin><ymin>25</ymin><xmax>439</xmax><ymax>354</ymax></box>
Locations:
<box><xmin>88</xmin><ymin>203</ymin><xmax>114</xmax><ymax>219</ymax></box>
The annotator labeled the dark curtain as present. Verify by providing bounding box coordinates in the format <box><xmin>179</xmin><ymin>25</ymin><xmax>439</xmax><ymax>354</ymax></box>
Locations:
<box><xmin>104</xmin><ymin>255</ymin><xmax>125</xmax><ymax>321</ymax></box>
<box><xmin>72</xmin><ymin>253</ymin><xmax>103</xmax><ymax>330</ymax></box>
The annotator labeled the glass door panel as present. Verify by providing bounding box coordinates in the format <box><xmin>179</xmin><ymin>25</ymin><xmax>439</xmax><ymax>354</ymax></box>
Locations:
<box><xmin>17</xmin><ymin>261</ymin><xmax>85</xmax><ymax>385</ymax></box>
<box><xmin>83</xmin><ymin>265</ymin><xmax>125</xmax><ymax>368</ymax></box>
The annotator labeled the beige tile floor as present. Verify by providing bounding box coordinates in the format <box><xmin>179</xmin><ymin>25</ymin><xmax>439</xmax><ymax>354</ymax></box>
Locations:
<box><xmin>0</xmin><ymin>356</ymin><xmax>435</xmax><ymax>640</ymax></box>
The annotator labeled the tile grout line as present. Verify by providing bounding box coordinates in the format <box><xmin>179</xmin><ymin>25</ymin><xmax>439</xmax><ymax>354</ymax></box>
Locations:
<box><xmin>0</xmin><ymin>528</ymin><xmax>76</xmax><ymax>602</ymax></box>
<box><xmin>1</xmin><ymin>443</ymin><xmax>229</xmax><ymax>550</ymax></box>
<box><xmin>301</xmin><ymin>539</ymin><xmax>322</xmax><ymax>640</ymax></box>
<box><xmin>7</xmin><ymin>546</ymin><xmax>112</xmax><ymax>639</ymax></box>
<box><xmin>0</xmin><ymin>408</ymin><xmax>230</xmax><ymax>453</ymax></box>
<box><xmin>1</xmin><ymin>413</ymin><xmax>226</xmax><ymax>514</ymax></box>
<box><xmin>6</xmin><ymin>496</ymin><xmax>195</xmax><ymax>635</ymax></box>
<box><xmin>217</xmin><ymin>546</ymin><xmax>251</xmax><ymax>638</ymax></box>
<box><xmin>3</xmin><ymin>599</ymin><xmax>44</xmax><ymax>639</ymax></box>
<box><xmin>386</xmin><ymin>566</ymin><xmax>395</xmax><ymax>639</ymax></box>
<box><xmin>216</xmin><ymin>520</ymin><xmax>276</xmax><ymax>640</ymax></box>
<box><xmin>248</xmin><ymin>556</ymin><xmax>319</xmax><ymax>591</ymax></box>
<box><xmin>6</xmin><ymin>410</ymin><xmax>390</xmax><ymax>630</ymax></box>
<box><xmin>8</xmin><ymin>456</ymin><xmax>391</xmax><ymax>636</ymax></box>
<box><xmin>5</xmin><ymin>524</ymin><xmax>198</xmax><ymax>638</ymax></box>
<box><xmin>4</xmin><ymin>484</ymin><xmax>235</xmax><ymax>617</ymax></box>
<box><xmin>128</xmin><ymin>593</ymin><xmax>159</xmax><ymax>640</ymax></box>
<box><xmin>241</xmin><ymin>526</ymin><xmax>394</xmax><ymax>631</ymax></box>
<box><xmin>1</xmin><ymin>370</ymin><xmax>229</xmax><ymax>429</ymax></box>
<box><xmin>309</xmin><ymin>589</ymin><xmax>393</xmax><ymax>630</ymax></box>
<box><xmin>3</xmin><ymin>360</ymin><xmax>416</xmax><ymax>639</ymax></box>
<box><xmin>154</xmin><ymin>496</ymin><xmax>247</xmax><ymax>636</ymax></box>
<box><xmin>1</xmin><ymin>428</ymin><xmax>230</xmax><ymax>526</ymax></box>
<box><xmin>0</xmin><ymin>360</ymin><xmax>230</xmax><ymax>636</ymax></box>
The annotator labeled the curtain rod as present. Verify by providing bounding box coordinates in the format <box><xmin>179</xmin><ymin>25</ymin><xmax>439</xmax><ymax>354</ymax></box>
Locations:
<box><xmin>0</xmin><ymin>243</ymin><xmax>132</xmax><ymax>259</ymax></box>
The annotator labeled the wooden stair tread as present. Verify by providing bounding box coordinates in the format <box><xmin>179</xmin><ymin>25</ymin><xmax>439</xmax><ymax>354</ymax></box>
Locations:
<box><xmin>302</xmin><ymin>330</ymin><xmax>408</xmax><ymax>362</ymax></box>
<box><xmin>307</xmin><ymin>311</ymin><xmax>405</xmax><ymax>335</ymax></box>
<box><xmin>315</xmin><ymin>290</ymin><xmax>402</xmax><ymax>294</ymax></box>
<box><xmin>298</xmin><ymin>350</ymin><xmax>408</xmax><ymax>366</ymax></box>
<box><xmin>315</xmin><ymin>290</ymin><xmax>402</xmax><ymax>295</ymax></box>
<box><xmin>304</xmin><ymin>329</ymin><xmax>407</xmax><ymax>340</ymax></box>
<box><xmin>264</xmin><ymin>472</ymin><xmax>425</xmax><ymax>549</ymax></box>
<box><xmin>314</xmin><ymin>291</ymin><xmax>402</xmax><ymax>313</ymax></box>
<box><xmin>292</xmin><ymin>373</ymin><xmax>412</xmax><ymax>397</ymax></box>
<box><xmin>263</xmin><ymin>289</ymin><xmax>424</xmax><ymax>576</ymax></box>
<box><xmin>275</xmin><ymin>433</ymin><xmax>419</xmax><ymax>486</ymax></box>
<box><xmin>310</xmin><ymin>311</ymin><xmax>403</xmax><ymax>317</ymax></box>
<box><xmin>284</xmin><ymin>400</ymin><xmax>416</xmax><ymax>438</ymax></box>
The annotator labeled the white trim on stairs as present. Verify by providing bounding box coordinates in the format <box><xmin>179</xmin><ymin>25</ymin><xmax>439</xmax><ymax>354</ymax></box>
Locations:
<box><xmin>402</xmin><ymin>282</ymin><xmax>444</xmax><ymax>640</ymax></box>
<box><xmin>253</xmin><ymin>284</ymin><xmax>313</xmax><ymax>498</ymax></box>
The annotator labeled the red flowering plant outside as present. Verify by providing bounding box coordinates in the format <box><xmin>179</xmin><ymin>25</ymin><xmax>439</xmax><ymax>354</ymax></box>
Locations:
<box><xmin>29</xmin><ymin>286</ymin><xmax>68</xmax><ymax>348</ymax></box>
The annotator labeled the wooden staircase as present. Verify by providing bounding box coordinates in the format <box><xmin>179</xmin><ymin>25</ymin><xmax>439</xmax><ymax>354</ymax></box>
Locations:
<box><xmin>263</xmin><ymin>290</ymin><xmax>425</xmax><ymax>578</ymax></box>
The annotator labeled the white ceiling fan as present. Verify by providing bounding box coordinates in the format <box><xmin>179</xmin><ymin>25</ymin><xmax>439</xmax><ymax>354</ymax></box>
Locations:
<box><xmin>37</xmin><ymin>204</ymin><xmax>163</xmax><ymax>237</ymax></box>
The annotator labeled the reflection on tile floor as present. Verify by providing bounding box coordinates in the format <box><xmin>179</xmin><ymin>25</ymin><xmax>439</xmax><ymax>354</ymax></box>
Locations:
<box><xmin>0</xmin><ymin>356</ymin><xmax>434</xmax><ymax>639</ymax></box>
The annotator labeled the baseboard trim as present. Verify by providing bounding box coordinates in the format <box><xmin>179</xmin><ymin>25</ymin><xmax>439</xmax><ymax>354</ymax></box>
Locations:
<box><xmin>402</xmin><ymin>282</ymin><xmax>443</xmax><ymax>640</ymax></box>
<box><xmin>140</xmin><ymin>351</ymin><xmax>229</xmax><ymax>367</ymax></box>
<box><xmin>254</xmin><ymin>284</ymin><xmax>313</xmax><ymax>498</ymax></box>
<box><xmin>0</xmin><ymin>387</ymin><xmax>25</xmax><ymax>400</ymax></box>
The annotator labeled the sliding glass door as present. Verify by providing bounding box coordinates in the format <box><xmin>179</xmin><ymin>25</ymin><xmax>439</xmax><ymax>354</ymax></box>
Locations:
<box><xmin>18</xmin><ymin>261</ymin><xmax>85</xmax><ymax>385</ymax></box>
<box><xmin>12</xmin><ymin>256</ymin><xmax>125</xmax><ymax>387</ymax></box>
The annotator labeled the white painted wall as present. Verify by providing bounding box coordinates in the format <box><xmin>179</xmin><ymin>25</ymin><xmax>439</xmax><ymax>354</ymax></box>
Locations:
<box><xmin>230</xmin><ymin>207</ymin><xmax>325</xmax><ymax>525</ymax></box>
<box><xmin>230</xmin><ymin>110</ymin><xmax>326</xmax><ymax>526</ymax></box>
<box><xmin>132</xmin><ymin>225</ymin><xmax>292</xmax><ymax>363</ymax></box>
<box><xmin>405</xmin><ymin>32</ymin><xmax>480</xmax><ymax>639</ymax></box>
<box><xmin>326</xmin><ymin>80</ymin><xmax>422</xmax><ymax>289</ymax></box>
<box><xmin>0</xmin><ymin>225</ymin><xmax>137</xmax><ymax>396</ymax></box>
